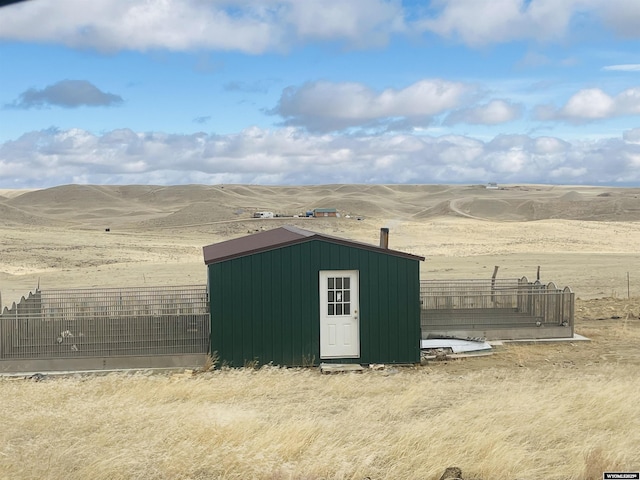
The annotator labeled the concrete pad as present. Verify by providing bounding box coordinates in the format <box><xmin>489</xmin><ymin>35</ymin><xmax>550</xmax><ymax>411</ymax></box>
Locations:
<box><xmin>489</xmin><ymin>333</ymin><xmax>590</xmax><ymax>346</ymax></box>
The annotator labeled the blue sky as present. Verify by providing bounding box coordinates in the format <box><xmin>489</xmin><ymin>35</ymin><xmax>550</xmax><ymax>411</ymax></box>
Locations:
<box><xmin>2</xmin><ymin>0</ymin><xmax>640</xmax><ymax>188</ymax></box>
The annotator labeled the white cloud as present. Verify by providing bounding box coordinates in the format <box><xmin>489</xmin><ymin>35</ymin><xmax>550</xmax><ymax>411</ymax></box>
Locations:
<box><xmin>418</xmin><ymin>0</ymin><xmax>640</xmax><ymax>46</ymax></box>
<box><xmin>0</xmin><ymin>0</ymin><xmax>640</xmax><ymax>54</ymax></box>
<box><xmin>549</xmin><ymin>166</ymin><xmax>588</xmax><ymax>179</ymax></box>
<box><xmin>535</xmin><ymin>86</ymin><xmax>640</xmax><ymax>122</ymax></box>
<box><xmin>419</xmin><ymin>0</ymin><xmax>595</xmax><ymax>47</ymax></box>
<box><xmin>623</xmin><ymin>128</ymin><xmax>640</xmax><ymax>144</ymax></box>
<box><xmin>444</xmin><ymin>100</ymin><xmax>523</xmax><ymax>125</ymax></box>
<box><xmin>624</xmin><ymin>153</ymin><xmax>640</xmax><ymax>168</ymax></box>
<box><xmin>2</xmin><ymin>0</ymin><xmax>640</xmax><ymax>53</ymax></box>
<box><xmin>595</xmin><ymin>0</ymin><xmax>640</xmax><ymax>38</ymax></box>
<box><xmin>0</xmin><ymin>0</ymin><xmax>405</xmax><ymax>53</ymax></box>
<box><xmin>273</xmin><ymin>79</ymin><xmax>474</xmax><ymax>132</ymax></box>
<box><xmin>3</xmin><ymin>126</ymin><xmax>640</xmax><ymax>187</ymax></box>
<box><xmin>284</xmin><ymin>0</ymin><xmax>406</xmax><ymax>46</ymax></box>
<box><xmin>602</xmin><ymin>64</ymin><xmax>640</xmax><ymax>72</ymax></box>
<box><xmin>0</xmin><ymin>0</ymin><xmax>277</xmax><ymax>53</ymax></box>
<box><xmin>615</xmin><ymin>88</ymin><xmax>640</xmax><ymax>115</ymax></box>
<box><xmin>561</xmin><ymin>88</ymin><xmax>614</xmax><ymax>119</ymax></box>
<box><xmin>487</xmin><ymin>149</ymin><xmax>528</xmax><ymax>174</ymax></box>
<box><xmin>533</xmin><ymin>137</ymin><xmax>570</xmax><ymax>154</ymax></box>
<box><xmin>417</xmin><ymin>0</ymin><xmax>640</xmax><ymax>47</ymax></box>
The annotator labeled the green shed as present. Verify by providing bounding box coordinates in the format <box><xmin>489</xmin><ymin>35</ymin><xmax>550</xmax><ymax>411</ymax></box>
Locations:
<box><xmin>202</xmin><ymin>225</ymin><xmax>424</xmax><ymax>367</ymax></box>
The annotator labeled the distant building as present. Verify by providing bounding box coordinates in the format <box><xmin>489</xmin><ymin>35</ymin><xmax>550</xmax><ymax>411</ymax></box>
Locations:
<box><xmin>313</xmin><ymin>208</ymin><xmax>337</xmax><ymax>217</ymax></box>
<box><xmin>486</xmin><ymin>183</ymin><xmax>499</xmax><ymax>189</ymax></box>
<box><xmin>253</xmin><ymin>211</ymin><xmax>274</xmax><ymax>218</ymax></box>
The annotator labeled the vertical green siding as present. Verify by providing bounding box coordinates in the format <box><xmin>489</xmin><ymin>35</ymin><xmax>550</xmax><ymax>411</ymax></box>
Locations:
<box><xmin>208</xmin><ymin>239</ymin><xmax>420</xmax><ymax>366</ymax></box>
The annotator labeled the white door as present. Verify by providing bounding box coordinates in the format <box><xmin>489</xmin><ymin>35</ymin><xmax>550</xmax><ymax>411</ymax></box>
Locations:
<box><xmin>319</xmin><ymin>270</ymin><xmax>359</xmax><ymax>359</ymax></box>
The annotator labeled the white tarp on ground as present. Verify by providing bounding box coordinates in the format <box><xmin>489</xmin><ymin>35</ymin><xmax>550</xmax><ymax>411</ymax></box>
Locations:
<box><xmin>420</xmin><ymin>338</ymin><xmax>492</xmax><ymax>353</ymax></box>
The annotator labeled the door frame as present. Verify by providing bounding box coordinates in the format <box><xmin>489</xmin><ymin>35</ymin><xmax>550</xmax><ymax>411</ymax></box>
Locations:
<box><xmin>319</xmin><ymin>270</ymin><xmax>360</xmax><ymax>359</ymax></box>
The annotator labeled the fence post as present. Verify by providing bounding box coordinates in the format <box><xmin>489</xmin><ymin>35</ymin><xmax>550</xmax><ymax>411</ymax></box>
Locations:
<box><xmin>491</xmin><ymin>266</ymin><xmax>499</xmax><ymax>305</ymax></box>
<box><xmin>627</xmin><ymin>272</ymin><xmax>631</xmax><ymax>300</ymax></box>
<box><xmin>546</xmin><ymin>282</ymin><xmax>557</xmax><ymax>324</ymax></box>
<box><xmin>518</xmin><ymin>276</ymin><xmax>528</xmax><ymax>313</ymax></box>
<box><xmin>563</xmin><ymin>286</ymin><xmax>575</xmax><ymax>336</ymax></box>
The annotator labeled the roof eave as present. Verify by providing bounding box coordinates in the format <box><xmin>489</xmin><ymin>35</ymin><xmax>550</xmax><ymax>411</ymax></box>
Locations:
<box><xmin>204</xmin><ymin>234</ymin><xmax>424</xmax><ymax>265</ymax></box>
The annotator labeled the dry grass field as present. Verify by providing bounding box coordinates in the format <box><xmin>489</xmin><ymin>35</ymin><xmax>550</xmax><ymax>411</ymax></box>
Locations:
<box><xmin>1</xmin><ymin>183</ymin><xmax>640</xmax><ymax>479</ymax></box>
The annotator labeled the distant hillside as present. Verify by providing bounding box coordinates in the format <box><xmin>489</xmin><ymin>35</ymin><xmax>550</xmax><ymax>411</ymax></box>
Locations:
<box><xmin>2</xmin><ymin>184</ymin><xmax>640</xmax><ymax>228</ymax></box>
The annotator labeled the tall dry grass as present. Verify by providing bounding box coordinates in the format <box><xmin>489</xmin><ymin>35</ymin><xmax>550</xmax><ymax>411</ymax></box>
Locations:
<box><xmin>1</xmin><ymin>361</ymin><xmax>638</xmax><ymax>480</ymax></box>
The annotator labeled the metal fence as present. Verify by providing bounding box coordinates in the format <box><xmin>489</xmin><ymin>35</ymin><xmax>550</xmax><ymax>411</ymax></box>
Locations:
<box><xmin>0</xmin><ymin>285</ymin><xmax>210</xmax><ymax>360</ymax></box>
<box><xmin>421</xmin><ymin>277</ymin><xmax>574</xmax><ymax>339</ymax></box>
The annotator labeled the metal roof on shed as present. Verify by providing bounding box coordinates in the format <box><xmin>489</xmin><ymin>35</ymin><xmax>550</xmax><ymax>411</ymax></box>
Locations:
<box><xmin>202</xmin><ymin>225</ymin><xmax>424</xmax><ymax>265</ymax></box>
